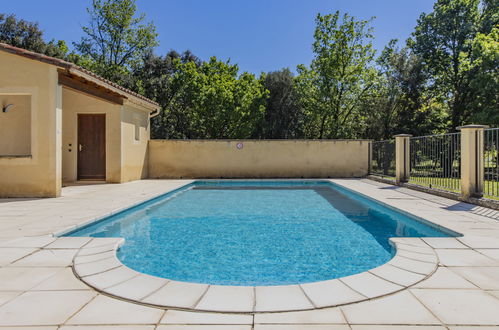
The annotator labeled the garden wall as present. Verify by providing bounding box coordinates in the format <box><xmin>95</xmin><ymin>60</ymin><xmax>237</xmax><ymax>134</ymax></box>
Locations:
<box><xmin>148</xmin><ymin>139</ymin><xmax>370</xmax><ymax>178</ymax></box>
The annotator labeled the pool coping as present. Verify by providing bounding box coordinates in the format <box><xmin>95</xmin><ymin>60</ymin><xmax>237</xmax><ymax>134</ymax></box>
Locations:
<box><xmin>71</xmin><ymin>236</ymin><xmax>440</xmax><ymax>313</ymax></box>
<box><xmin>68</xmin><ymin>179</ymin><xmax>454</xmax><ymax>313</ymax></box>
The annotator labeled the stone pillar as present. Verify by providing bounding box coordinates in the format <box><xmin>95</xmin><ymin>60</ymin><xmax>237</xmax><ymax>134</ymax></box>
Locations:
<box><xmin>458</xmin><ymin>125</ymin><xmax>488</xmax><ymax>198</ymax></box>
<box><xmin>394</xmin><ymin>134</ymin><xmax>412</xmax><ymax>183</ymax></box>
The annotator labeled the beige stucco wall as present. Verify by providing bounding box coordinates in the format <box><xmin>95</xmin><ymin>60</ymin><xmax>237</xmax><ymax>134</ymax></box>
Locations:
<box><xmin>148</xmin><ymin>140</ymin><xmax>370</xmax><ymax>178</ymax></box>
<box><xmin>61</xmin><ymin>88</ymin><xmax>122</xmax><ymax>183</ymax></box>
<box><xmin>0</xmin><ymin>51</ymin><xmax>61</xmax><ymax>197</ymax></box>
<box><xmin>0</xmin><ymin>95</ymin><xmax>31</xmax><ymax>156</ymax></box>
<box><xmin>120</xmin><ymin>104</ymin><xmax>150</xmax><ymax>182</ymax></box>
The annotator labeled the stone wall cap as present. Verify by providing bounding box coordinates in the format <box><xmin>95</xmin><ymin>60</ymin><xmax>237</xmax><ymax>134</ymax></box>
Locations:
<box><xmin>457</xmin><ymin>124</ymin><xmax>489</xmax><ymax>130</ymax></box>
<box><xmin>393</xmin><ymin>134</ymin><xmax>413</xmax><ymax>137</ymax></box>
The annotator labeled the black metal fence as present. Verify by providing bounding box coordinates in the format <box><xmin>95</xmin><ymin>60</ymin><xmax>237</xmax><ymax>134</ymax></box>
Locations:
<box><xmin>409</xmin><ymin>133</ymin><xmax>461</xmax><ymax>192</ymax></box>
<box><xmin>484</xmin><ymin>128</ymin><xmax>499</xmax><ymax>199</ymax></box>
<box><xmin>370</xmin><ymin>140</ymin><xmax>395</xmax><ymax>178</ymax></box>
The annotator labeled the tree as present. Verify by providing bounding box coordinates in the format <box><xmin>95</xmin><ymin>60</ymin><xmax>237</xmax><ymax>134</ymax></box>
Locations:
<box><xmin>255</xmin><ymin>69</ymin><xmax>303</xmax><ymax>139</ymax></box>
<box><xmin>361</xmin><ymin>40</ymin><xmax>447</xmax><ymax>140</ymax></box>
<box><xmin>149</xmin><ymin>57</ymin><xmax>267</xmax><ymax>139</ymax></box>
<box><xmin>467</xmin><ymin>27</ymin><xmax>499</xmax><ymax>126</ymax></box>
<box><xmin>74</xmin><ymin>0</ymin><xmax>158</xmax><ymax>82</ymax></box>
<box><xmin>297</xmin><ymin>12</ymin><xmax>377</xmax><ymax>139</ymax></box>
<box><xmin>0</xmin><ymin>13</ymin><xmax>68</xmax><ymax>58</ymax></box>
<box><xmin>410</xmin><ymin>0</ymin><xmax>491</xmax><ymax>130</ymax></box>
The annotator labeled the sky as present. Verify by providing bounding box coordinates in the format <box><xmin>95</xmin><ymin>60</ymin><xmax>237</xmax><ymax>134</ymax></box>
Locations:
<box><xmin>2</xmin><ymin>0</ymin><xmax>437</xmax><ymax>74</ymax></box>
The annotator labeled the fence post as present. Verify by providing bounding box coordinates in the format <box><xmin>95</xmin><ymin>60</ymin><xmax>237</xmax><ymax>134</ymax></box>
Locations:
<box><xmin>394</xmin><ymin>134</ymin><xmax>412</xmax><ymax>183</ymax></box>
<box><xmin>458</xmin><ymin>124</ymin><xmax>488</xmax><ymax>198</ymax></box>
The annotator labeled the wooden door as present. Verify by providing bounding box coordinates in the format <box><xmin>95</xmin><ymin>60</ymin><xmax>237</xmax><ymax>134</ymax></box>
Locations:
<box><xmin>77</xmin><ymin>114</ymin><xmax>106</xmax><ymax>180</ymax></box>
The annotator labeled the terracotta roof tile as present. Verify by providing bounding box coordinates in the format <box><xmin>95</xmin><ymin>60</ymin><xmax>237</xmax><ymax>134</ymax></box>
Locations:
<box><xmin>0</xmin><ymin>42</ymin><xmax>159</xmax><ymax>109</ymax></box>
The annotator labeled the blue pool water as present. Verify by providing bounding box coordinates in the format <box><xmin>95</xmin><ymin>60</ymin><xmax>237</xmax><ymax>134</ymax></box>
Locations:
<box><xmin>66</xmin><ymin>181</ymin><xmax>457</xmax><ymax>285</ymax></box>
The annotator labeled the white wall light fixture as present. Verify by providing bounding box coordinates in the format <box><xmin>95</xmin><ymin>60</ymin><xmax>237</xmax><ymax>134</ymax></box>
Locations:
<box><xmin>2</xmin><ymin>104</ymin><xmax>13</xmax><ymax>113</ymax></box>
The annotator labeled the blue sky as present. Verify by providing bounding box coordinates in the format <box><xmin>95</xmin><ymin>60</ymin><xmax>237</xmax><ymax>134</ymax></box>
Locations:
<box><xmin>2</xmin><ymin>0</ymin><xmax>436</xmax><ymax>74</ymax></box>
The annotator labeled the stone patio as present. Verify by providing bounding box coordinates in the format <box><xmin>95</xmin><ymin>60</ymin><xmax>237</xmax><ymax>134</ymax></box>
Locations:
<box><xmin>1</xmin><ymin>179</ymin><xmax>499</xmax><ymax>329</ymax></box>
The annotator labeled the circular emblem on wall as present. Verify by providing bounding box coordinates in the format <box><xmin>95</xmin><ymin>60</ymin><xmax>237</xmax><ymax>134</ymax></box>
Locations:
<box><xmin>236</xmin><ymin>142</ymin><xmax>243</xmax><ymax>150</ymax></box>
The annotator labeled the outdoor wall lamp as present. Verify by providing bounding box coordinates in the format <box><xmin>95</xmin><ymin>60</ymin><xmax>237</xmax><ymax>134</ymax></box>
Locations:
<box><xmin>2</xmin><ymin>104</ymin><xmax>13</xmax><ymax>113</ymax></box>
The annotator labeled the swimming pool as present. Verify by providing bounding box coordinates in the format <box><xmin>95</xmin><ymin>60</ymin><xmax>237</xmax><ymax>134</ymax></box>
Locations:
<box><xmin>66</xmin><ymin>181</ymin><xmax>457</xmax><ymax>286</ymax></box>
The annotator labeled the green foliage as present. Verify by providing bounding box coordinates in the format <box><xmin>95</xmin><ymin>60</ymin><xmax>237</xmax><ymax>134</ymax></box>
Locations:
<box><xmin>409</xmin><ymin>0</ymin><xmax>498</xmax><ymax>130</ymax></box>
<box><xmin>361</xmin><ymin>40</ymin><xmax>447</xmax><ymax>140</ymax></box>
<box><xmin>73</xmin><ymin>0</ymin><xmax>158</xmax><ymax>82</ymax></box>
<box><xmin>147</xmin><ymin>56</ymin><xmax>267</xmax><ymax>139</ymax></box>
<box><xmin>297</xmin><ymin>12</ymin><xmax>377</xmax><ymax>138</ymax></box>
<box><xmin>0</xmin><ymin>13</ymin><xmax>68</xmax><ymax>58</ymax></box>
<box><xmin>254</xmin><ymin>68</ymin><xmax>303</xmax><ymax>139</ymax></box>
<box><xmin>467</xmin><ymin>27</ymin><xmax>499</xmax><ymax>125</ymax></box>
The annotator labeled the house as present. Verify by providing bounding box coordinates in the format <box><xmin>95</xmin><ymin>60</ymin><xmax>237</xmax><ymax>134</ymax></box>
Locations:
<box><xmin>0</xmin><ymin>43</ymin><xmax>160</xmax><ymax>197</ymax></box>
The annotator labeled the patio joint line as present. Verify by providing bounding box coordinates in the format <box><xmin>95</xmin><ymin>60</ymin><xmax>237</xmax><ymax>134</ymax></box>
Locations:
<box><xmin>298</xmin><ymin>284</ymin><xmax>316</xmax><ymax>308</ymax></box>
<box><xmin>407</xmin><ymin>288</ymin><xmax>449</xmax><ymax>328</ymax></box>
<box><xmin>388</xmin><ymin>262</ymin><xmax>429</xmax><ymax>276</ymax></box>
<box><xmin>337</xmin><ymin>279</ymin><xmax>368</xmax><ymax>299</ymax></box>
<box><xmin>252</xmin><ymin>286</ymin><xmax>256</xmax><ymax>312</ymax></box>
<box><xmin>104</xmin><ymin>272</ymin><xmax>141</xmax><ymax>290</ymax></box>
<box><xmin>74</xmin><ymin>252</ymin><xmax>117</xmax><ymax>265</ymax></box>
<box><xmin>154</xmin><ymin>309</ymin><xmax>167</xmax><ymax>329</ymax></box>
<box><xmin>3</xmin><ymin>248</ymin><xmax>42</xmax><ymax>266</ymax></box>
<box><xmin>395</xmin><ymin>254</ymin><xmax>437</xmax><ymax>264</ymax></box>
<box><xmin>78</xmin><ymin>260</ymin><xmax>122</xmax><ymax>278</ymax></box>
<box><xmin>192</xmin><ymin>284</ymin><xmax>211</xmax><ymax>309</ymax></box>
<box><xmin>139</xmin><ymin>280</ymin><xmax>171</xmax><ymax>302</ymax></box>
<box><xmin>60</xmin><ymin>291</ymin><xmax>99</xmax><ymax>325</ymax></box>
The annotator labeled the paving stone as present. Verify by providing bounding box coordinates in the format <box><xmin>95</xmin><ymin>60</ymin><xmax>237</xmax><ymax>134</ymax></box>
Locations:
<box><xmin>339</xmin><ymin>272</ymin><xmax>403</xmax><ymax>298</ymax></box>
<box><xmin>0</xmin><ymin>290</ymin><xmax>96</xmax><ymax>326</ymax></box>
<box><xmin>0</xmin><ymin>267</ymin><xmax>60</xmax><ymax>290</ymax></box>
<box><xmin>436</xmin><ymin>249</ymin><xmax>499</xmax><ymax>267</ymax></box>
<box><xmin>458</xmin><ymin>236</ymin><xmax>499</xmax><ymax>249</ymax></box>
<box><xmin>0</xmin><ymin>247</ymin><xmax>37</xmax><ymax>265</ymax></box>
<box><xmin>45</xmin><ymin>237</ymin><xmax>92</xmax><ymax>249</ymax></box>
<box><xmin>422</xmin><ymin>237</ymin><xmax>468</xmax><ymax>249</ymax></box>
<box><xmin>254</xmin><ymin>325</ymin><xmax>350</xmax><ymax>330</ymax></box>
<box><xmin>0</xmin><ymin>236</ymin><xmax>56</xmax><ymax>248</ymax></box>
<box><xmin>389</xmin><ymin>256</ymin><xmax>436</xmax><ymax>275</ymax></box>
<box><xmin>160</xmin><ymin>310</ymin><xmax>252</xmax><ymax>324</ymax></box>
<box><xmin>411</xmin><ymin>288</ymin><xmax>499</xmax><ymax>325</ymax></box>
<box><xmin>450</xmin><ymin>267</ymin><xmax>499</xmax><ymax>290</ymax></box>
<box><xmin>142</xmin><ymin>280</ymin><xmax>208</xmax><ymax>309</ymax></box>
<box><xmin>105</xmin><ymin>273</ymin><xmax>168</xmax><ymax>301</ymax></box>
<box><xmin>476</xmin><ymin>249</ymin><xmax>499</xmax><ymax>260</ymax></box>
<box><xmin>414</xmin><ymin>267</ymin><xmax>477</xmax><ymax>289</ymax></box>
<box><xmin>157</xmin><ymin>326</ymin><xmax>252</xmax><ymax>330</ymax></box>
<box><xmin>341</xmin><ymin>290</ymin><xmax>440</xmax><ymax>324</ymax></box>
<box><xmin>59</xmin><ymin>326</ymin><xmax>154</xmax><ymax>330</ymax></box>
<box><xmin>254</xmin><ymin>307</ymin><xmax>346</xmax><ymax>324</ymax></box>
<box><xmin>351</xmin><ymin>326</ymin><xmax>446</xmax><ymax>330</ymax></box>
<box><xmin>0</xmin><ymin>291</ymin><xmax>21</xmax><ymax>307</ymax></box>
<box><xmin>66</xmin><ymin>294</ymin><xmax>163</xmax><ymax>325</ymax></box>
<box><xmin>195</xmin><ymin>285</ymin><xmax>254</xmax><ymax>312</ymax></box>
<box><xmin>74</xmin><ymin>256</ymin><xmax>122</xmax><ymax>276</ymax></box>
<box><xmin>81</xmin><ymin>266</ymin><xmax>138</xmax><ymax>289</ymax></box>
<box><xmin>254</xmin><ymin>285</ymin><xmax>314</xmax><ymax>312</ymax></box>
<box><xmin>369</xmin><ymin>263</ymin><xmax>426</xmax><ymax>287</ymax></box>
<box><xmin>32</xmin><ymin>267</ymin><xmax>90</xmax><ymax>290</ymax></box>
<box><xmin>300</xmin><ymin>279</ymin><xmax>365</xmax><ymax>307</ymax></box>
<box><xmin>12</xmin><ymin>249</ymin><xmax>77</xmax><ymax>267</ymax></box>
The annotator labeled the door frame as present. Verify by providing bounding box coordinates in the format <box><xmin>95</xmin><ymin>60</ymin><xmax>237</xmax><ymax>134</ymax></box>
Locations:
<box><xmin>77</xmin><ymin>113</ymin><xmax>106</xmax><ymax>181</ymax></box>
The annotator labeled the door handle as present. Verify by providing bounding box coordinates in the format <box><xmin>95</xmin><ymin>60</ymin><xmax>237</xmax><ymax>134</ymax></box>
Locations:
<box><xmin>79</xmin><ymin>144</ymin><xmax>83</xmax><ymax>152</ymax></box>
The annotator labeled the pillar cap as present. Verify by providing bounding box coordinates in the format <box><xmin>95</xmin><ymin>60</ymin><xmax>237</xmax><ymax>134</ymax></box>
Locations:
<box><xmin>457</xmin><ymin>124</ymin><xmax>489</xmax><ymax>130</ymax></box>
<box><xmin>393</xmin><ymin>134</ymin><xmax>413</xmax><ymax>137</ymax></box>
